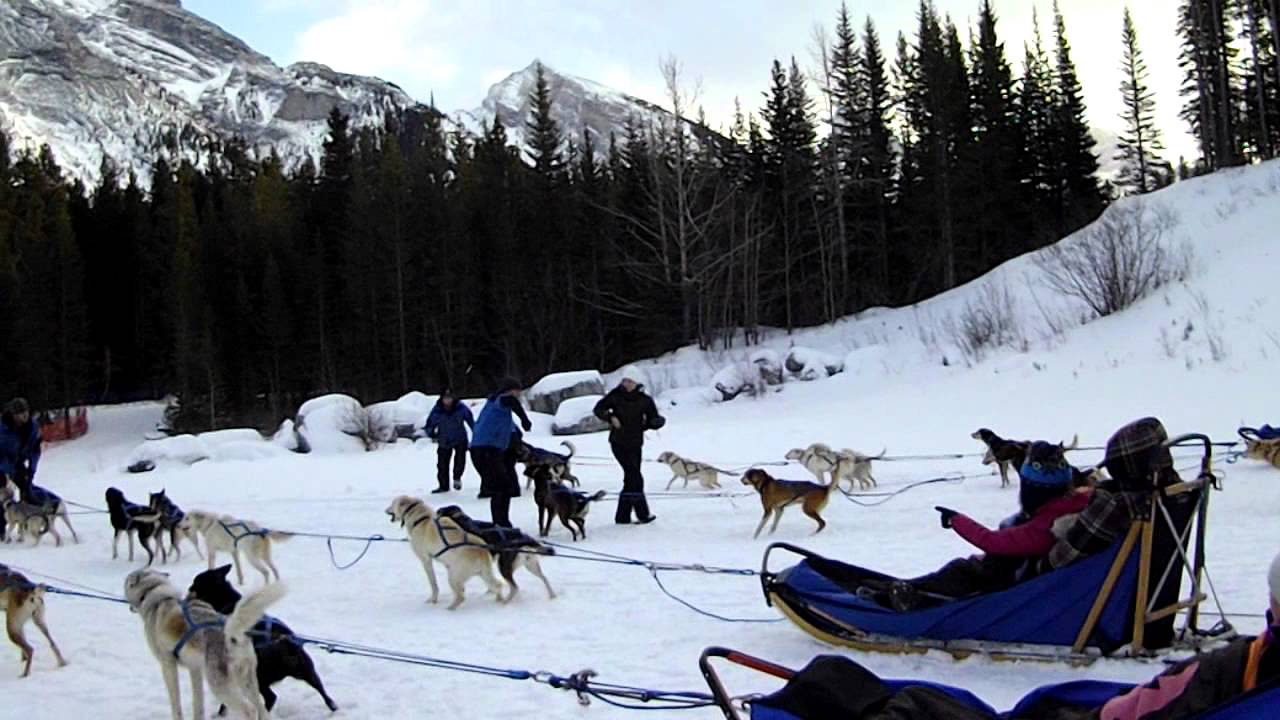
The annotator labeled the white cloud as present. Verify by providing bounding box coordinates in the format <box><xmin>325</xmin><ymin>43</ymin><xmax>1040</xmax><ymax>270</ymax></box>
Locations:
<box><xmin>292</xmin><ymin>0</ymin><xmax>459</xmax><ymax>88</ymax></box>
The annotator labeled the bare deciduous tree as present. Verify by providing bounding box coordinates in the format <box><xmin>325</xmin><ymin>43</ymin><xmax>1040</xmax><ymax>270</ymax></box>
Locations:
<box><xmin>1034</xmin><ymin>200</ymin><xmax>1184</xmax><ymax>318</ymax></box>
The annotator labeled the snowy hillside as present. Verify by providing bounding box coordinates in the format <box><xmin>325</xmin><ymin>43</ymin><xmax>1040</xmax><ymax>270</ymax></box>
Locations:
<box><xmin>3</xmin><ymin>163</ymin><xmax>1280</xmax><ymax>717</ymax></box>
<box><xmin>0</xmin><ymin>0</ymin><xmax>421</xmax><ymax>184</ymax></box>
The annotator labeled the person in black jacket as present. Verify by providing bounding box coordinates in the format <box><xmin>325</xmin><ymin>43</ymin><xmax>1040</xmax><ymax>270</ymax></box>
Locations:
<box><xmin>593</xmin><ymin>374</ymin><xmax>665</xmax><ymax>524</ymax></box>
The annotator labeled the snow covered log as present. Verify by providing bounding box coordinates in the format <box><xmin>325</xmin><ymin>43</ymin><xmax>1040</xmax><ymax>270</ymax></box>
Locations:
<box><xmin>784</xmin><ymin>347</ymin><xmax>845</xmax><ymax>381</ymax></box>
<box><xmin>750</xmin><ymin>349</ymin><xmax>785</xmax><ymax>385</ymax></box>
<box><xmin>527</xmin><ymin>370</ymin><xmax>606</xmax><ymax>415</ymax></box>
<box><xmin>712</xmin><ymin>363</ymin><xmax>766</xmax><ymax>402</ymax></box>
<box><xmin>551</xmin><ymin>395</ymin><xmax>610</xmax><ymax>436</ymax></box>
<box><xmin>296</xmin><ymin>394</ymin><xmax>376</xmax><ymax>454</ymax></box>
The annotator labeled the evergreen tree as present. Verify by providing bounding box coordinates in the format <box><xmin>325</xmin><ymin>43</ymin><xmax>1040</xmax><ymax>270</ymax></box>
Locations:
<box><xmin>1051</xmin><ymin>1</ymin><xmax>1105</xmax><ymax>234</ymax></box>
<box><xmin>1179</xmin><ymin>0</ymin><xmax>1245</xmax><ymax>169</ymax></box>
<box><xmin>1018</xmin><ymin>11</ymin><xmax>1058</xmax><ymax>241</ymax></box>
<box><xmin>1117</xmin><ymin>6</ymin><xmax>1171</xmax><ymax>194</ymax></box>
<box><xmin>860</xmin><ymin>18</ymin><xmax>895</xmax><ymax>303</ymax></box>
<box><xmin>1236</xmin><ymin>0</ymin><xmax>1279</xmax><ymax>159</ymax></box>
<box><xmin>968</xmin><ymin>0</ymin><xmax>1025</xmax><ymax>263</ymax></box>
<box><xmin>525</xmin><ymin>62</ymin><xmax>565</xmax><ymax>179</ymax></box>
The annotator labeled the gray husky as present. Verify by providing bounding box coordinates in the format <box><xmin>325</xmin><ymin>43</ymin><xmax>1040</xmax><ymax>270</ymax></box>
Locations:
<box><xmin>124</xmin><ymin>568</ymin><xmax>285</xmax><ymax>719</ymax></box>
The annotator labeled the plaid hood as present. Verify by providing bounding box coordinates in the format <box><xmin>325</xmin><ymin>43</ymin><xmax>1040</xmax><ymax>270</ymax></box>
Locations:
<box><xmin>1102</xmin><ymin>417</ymin><xmax>1173</xmax><ymax>489</ymax></box>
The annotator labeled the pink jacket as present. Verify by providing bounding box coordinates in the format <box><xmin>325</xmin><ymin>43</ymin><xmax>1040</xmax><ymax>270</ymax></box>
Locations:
<box><xmin>951</xmin><ymin>491</ymin><xmax>1091</xmax><ymax>557</ymax></box>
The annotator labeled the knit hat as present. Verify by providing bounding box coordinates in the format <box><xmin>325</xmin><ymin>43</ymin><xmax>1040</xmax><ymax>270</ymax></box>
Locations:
<box><xmin>1270</xmin><ymin>551</ymin><xmax>1280</xmax><ymax>605</ymax></box>
<box><xmin>495</xmin><ymin>377</ymin><xmax>523</xmax><ymax>394</ymax></box>
<box><xmin>1103</xmin><ymin>417</ymin><xmax>1173</xmax><ymax>489</ymax></box>
<box><xmin>1018</xmin><ymin>441</ymin><xmax>1073</xmax><ymax>487</ymax></box>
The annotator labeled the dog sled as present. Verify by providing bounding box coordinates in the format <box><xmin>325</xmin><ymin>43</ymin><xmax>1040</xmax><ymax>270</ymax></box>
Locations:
<box><xmin>758</xmin><ymin>433</ymin><xmax>1231</xmax><ymax>664</ymax></box>
<box><xmin>698</xmin><ymin>646</ymin><xmax>1279</xmax><ymax>720</ymax></box>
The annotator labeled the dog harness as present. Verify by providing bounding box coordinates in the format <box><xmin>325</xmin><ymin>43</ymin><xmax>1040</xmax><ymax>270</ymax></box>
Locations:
<box><xmin>172</xmin><ymin>599</ymin><xmax>224</xmax><ymax>659</ymax></box>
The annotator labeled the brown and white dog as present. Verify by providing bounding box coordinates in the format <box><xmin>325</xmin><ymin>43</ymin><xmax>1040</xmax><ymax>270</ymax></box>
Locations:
<box><xmin>1243</xmin><ymin>435</ymin><xmax>1280</xmax><ymax>469</ymax></box>
<box><xmin>972</xmin><ymin>429</ymin><xmax>1079</xmax><ymax>488</ymax></box>
<box><xmin>741</xmin><ymin>468</ymin><xmax>834</xmax><ymax>539</ymax></box>
<box><xmin>0</xmin><ymin>564</ymin><xmax>67</xmax><ymax>677</ymax></box>
<box><xmin>385</xmin><ymin>496</ymin><xmax>507</xmax><ymax>609</ymax></box>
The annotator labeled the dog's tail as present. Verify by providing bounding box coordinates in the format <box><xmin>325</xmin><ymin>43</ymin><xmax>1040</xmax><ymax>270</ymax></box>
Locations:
<box><xmin>587</xmin><ymin>490</ymin><xmax>607</xmax><ymax>503</ymax></box>
<box><xmin>265</xmin><ymin>530</ymin><xmax>294</xmax><ymax>542</ymax></box>
<box><xmin>559</xmin><ymin>441</ymin><xmax>576</xmax><ymax>459</ymax></box>
<box><xmin>225</xmin><ymin>581</ymin><xmax>287</xmax><ymax>645</ymax></box>
<box><xmin>1061</xmin><ymin>434</ymin><xmax>1080</xmax><ymax>452</ymax></box>
<box><xmin>868</xmin><ymin>447</ymin><xmax>887</xmax><ymax>460</ymax></box>
<box><xmin>711</xmin><ymin>466</ymin><xmax>740</xmax><ymax>477</ymax></box>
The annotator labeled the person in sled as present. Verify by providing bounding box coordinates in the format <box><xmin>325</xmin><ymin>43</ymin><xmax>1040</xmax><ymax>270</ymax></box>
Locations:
<box><xmin>756</xmin><ymin>550</ymin><xmax>1280</xmax><ymax>720</ymax></box>
<box><xmin>470</xmin><ymin>378</ymin><xmax>533</xmax><ymax>528</ymax></box>
<box><xmin>0</xmin><ymin>398</ymin><xmax>42</xmax><ymax>494</ymax></box>
<box><xmin>424</xmin><ymin>389</ymin><xmax>475</xmax><ymax>494</ymax></box>
<box><xmin>593</xmin><ymin>373</ymin><xmax>666</xmax><ymax>525</ymax></box>
<box><xmin>874</xmin><ymin>441</ymin><xmax>1090</xmax><ymax>612</ymax></box>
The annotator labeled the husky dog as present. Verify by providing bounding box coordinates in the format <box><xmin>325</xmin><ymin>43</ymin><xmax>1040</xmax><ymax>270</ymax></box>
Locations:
<box><xmin>784</xmin><ymin>443</ymin><xmax>842</xmax><ymax>486</ymax></box>
<box><xmin>1</xmin><ymin>482</ymin><xmax>59</xmax><ymax>547</ymax></box>
<box><xmin>656</xmin><ymin>451</ymin><xmax>734</xmax><ymax>490</ymax></box>
<box><xmin>741</xmin><ymin>468</ymin><xmax>834</xmax><ymax>539</ymax></box>
<box><xmin>385</xmin><ymin>496</ymin><xmax>507</xmax><ymax>610</ymax></box>
<box><xmin>0</xmin><ymin>564</ymin><xmax>67</xmax><ymax>677</ymax></box>
<box><xmin>832</xmin><ymin>448</ymin><xmax>886</xmax><ymax>492</ymax></box>
<box><xmin>180</xmin><ymin>511</ymin><xmax>291</xmax><ymax>585</ymax></box>
<box><xmin>519</xmin><ymin>440</ymin><xmax>579</xmax><ymax>489</ymax></box>
<box><xmin>188</xmin><ymin>565</ymin><xmax>338</xmax><ymax>714</ymax></box>
<box><xmin>7</xmin><ymin>478</ymin><xmax>78</xmax><ymax>543</ymax></box>
<box><xmin>972</xmin><ymin>430</ymin><xmax>1080</xmax><ymax>488</ymax></box>
<box><xmin>1244</xmin><ymin>436</ymin><xmax>1280</xmax><ymax>469</ymax></box>
<box><xmin>125</xmin><ymin>568</ymin><xmax>285</xmax><ymax>720</ymax></box>
<box><xmin>149</xmin><ymin>489</ymin><xmax>203</xmax><ymax>562</ymax></box>
<box><xmin>436</xmin><ymin>506</ymin><xmax>557</xmax><ymax>603</ymax></box>
<box><xmin>106</xmin><ymin>487</ymin><xmax>162</xmax><ymax>563</ymax></box>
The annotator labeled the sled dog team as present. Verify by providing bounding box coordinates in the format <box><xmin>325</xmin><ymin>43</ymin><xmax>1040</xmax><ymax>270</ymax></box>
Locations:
<box><xmin>3</xmin><ymin>422</ymin><xmax>1270</xmax><ymax>720</ymax></box>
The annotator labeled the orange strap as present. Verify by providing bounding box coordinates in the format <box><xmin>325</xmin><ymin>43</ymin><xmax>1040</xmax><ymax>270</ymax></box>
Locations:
<box><xmin>1243</xmin><ymin>635</ymin><xmax>1268</xmax><ymax>692</ymax></box>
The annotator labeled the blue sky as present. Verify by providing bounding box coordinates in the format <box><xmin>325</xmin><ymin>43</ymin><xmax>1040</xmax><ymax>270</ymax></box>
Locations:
<box><xmin>183</xmin><ymin>0</ymin><xmax>1196</xmax><ymax>160</ymax></box>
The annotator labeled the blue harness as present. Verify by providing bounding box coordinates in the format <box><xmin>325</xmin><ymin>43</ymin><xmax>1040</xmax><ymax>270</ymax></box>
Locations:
<box><xmin>172</xmin><ymin>600</ymin><xmax>224</xmax><ymax>658</ymax></box>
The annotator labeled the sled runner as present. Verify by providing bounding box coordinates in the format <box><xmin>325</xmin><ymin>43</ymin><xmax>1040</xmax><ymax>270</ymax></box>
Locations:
<box><xmin>758</xmin><ymin>433</ymin><xmax>1230</xmax><ymax>664</ymax></box>
<box><xmin>698</xmin><ymin>646</ymin><xmax>1280</xmax><ymax>720</ymax></box>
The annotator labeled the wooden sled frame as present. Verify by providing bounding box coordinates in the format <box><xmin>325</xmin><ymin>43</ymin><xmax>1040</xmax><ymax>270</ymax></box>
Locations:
<box><xmin>759</xmin><ymin>433</ymin><xmax>1230</xmax><ymax>663</ymax></box>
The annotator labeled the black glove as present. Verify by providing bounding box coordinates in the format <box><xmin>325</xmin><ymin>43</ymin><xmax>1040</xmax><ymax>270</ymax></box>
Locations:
<box><xmin>521</xmin><ymin>419</ymin><xmax>533</xmax><ymax>433</ymax></box>
<box><xmin>935</xmin><ymin>506</ymin><xmax>958</xmax><ymax>529</ymax></box>
<box><xmin>648</xmin><ymin>416</ymin><xmax>666</xmax><ymax>430</ymax></box>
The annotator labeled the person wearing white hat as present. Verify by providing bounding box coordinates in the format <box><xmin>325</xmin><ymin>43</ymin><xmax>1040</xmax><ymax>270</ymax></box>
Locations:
<box><xmin>593</xmin><ymin>374</ymin><xmax>665</xmax><ymax>524</ymax></box>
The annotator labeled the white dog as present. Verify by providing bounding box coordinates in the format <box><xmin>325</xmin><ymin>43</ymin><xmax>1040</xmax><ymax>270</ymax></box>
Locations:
<box><xmin>385</xmin><ymin>496</ymin><xmax>507</xmax><ymax>610</ymax></box>
<box><xmin>656</xmin><ymin>451</ymin><xmax>734</xmax><ymax>490</ymax></box>
<box><xmin>833</xmin><ymin>448</ymin><xmax>885</xmax><ymax>491</ymax></box>
<box><xmin>179</xmin><ymin>511</ymin><xmax>291</xmax><ymax>585</ymax></box>
<box><xmin>124</xmin><ymin>568</ymin><xmax>285</xmax><ymax>720</ymax></box>
<box><xmin>785</xmin><ymin>443</ymin><xmax>841</xmax><ymax>485</ymax></box>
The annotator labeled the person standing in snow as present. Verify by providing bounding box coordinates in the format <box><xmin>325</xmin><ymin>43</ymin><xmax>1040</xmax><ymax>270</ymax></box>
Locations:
<box><xmin>469</xmin><ymin>378</ymin><xmax>533</xmax><ymax>528</ymax></box>
<box><xmin>593</xmin><ymin>374</ymin><xmax>665</xmax><ymax>525</ymax></box>
<box><xmin>0</xmin><ymin>398</ymin><xmax>42</xmax><ymax>492</ymax></box>
<box><xmin>424</xmin><ymin>389</ymin><xmax>475</xmax><ymax>494</ymax></box>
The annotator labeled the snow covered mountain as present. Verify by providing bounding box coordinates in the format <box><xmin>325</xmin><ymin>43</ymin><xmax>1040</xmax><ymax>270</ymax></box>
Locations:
<box><xmin>455</xmin><ymin>60</ymin><xmax>711</xmax><ymax>154</ymax></box>
<box><xmin>0</xmin><ymin>0</ymin><xmax>422</xmax><ymax>184</ymax></box>
<box><xmin>0</xmin><ymin>2</ymin><xmax>708</xmax><ymax>185</ymax></box>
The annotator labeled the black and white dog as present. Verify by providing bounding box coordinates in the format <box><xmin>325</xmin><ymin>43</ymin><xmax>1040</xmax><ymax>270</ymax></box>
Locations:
<box><xmin>104</xmin><ymin>487</ymin><xmax>161</xmax><ymax>564</ymax></box>
<box><xmin>188</xmin><ymin>565</ymin><xmax>339</xmax><ymax>715</ymax></box>
<box><xmin>518</xmin><ymin>440</ymin><xmax>579</xmax><ymax>488</ymax></box>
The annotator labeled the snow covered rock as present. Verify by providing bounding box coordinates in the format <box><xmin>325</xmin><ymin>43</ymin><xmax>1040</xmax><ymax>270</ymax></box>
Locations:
<box><xmin>124</xmin><ymin>434</ymin><xmax>211</xmax><ymax>469</ymax></box>
<box><xmin>712</xmin><ymin>363</ymin><xmax>767</xmax><ymax>402</ymax></box>
<box><xmin>197</xmin><ymin>428</ymin><xmax>266</xmax><ymax>447</ymax></box>
<box><xmin>271</xmin><ymin>419</ymin><xmax>309</xmax><ymax>454</ymax></box>
<box><xmin>785</xmin><ymin>347</ymin><xmax>845</xmax><ymax>381</ymax></box>
<box><xmin>208</xmin><ymin>441</ymin><xmax>291</xmax><ymax>463</ymax></box>
<box><xmin>551</xmin><ymin>395</ymin><xmax>609</xmax><ymax>436</ymax></box>
<box><xmin>295</xmin><ymin>394</ymin><xmax>373</xmax><ymax>454</ymax></box>
<box><xmin>750</xmin><ymin>349</ymin><xmax>785</xmax><ymax>385</ymax></box>
<box><xmin>527</xmin><ymin>370</ymin><xmax>605</xmax><ymax>415</ymax></box>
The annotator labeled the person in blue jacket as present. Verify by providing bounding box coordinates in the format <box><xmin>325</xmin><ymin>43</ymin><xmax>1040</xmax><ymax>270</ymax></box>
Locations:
<box><xmin>0</xmin><ymin>398</ymin><xmax>42</xmax><ymax>492</ymax></box>
<box><xmin>424</xmin><ymin>389</ymin><xmax>475</xmax><ymax>494</ymax></box>
<box><xmin>469</xmin><ymin>378</ymin><xmax>533</xmax><ymax>527</ymax></box>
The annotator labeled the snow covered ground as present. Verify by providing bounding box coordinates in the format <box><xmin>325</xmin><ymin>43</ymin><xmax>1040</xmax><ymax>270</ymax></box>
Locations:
<box><xmin>4</xmin><ymin>163</ymin><xmax>1280</xmax><ymax>717</ymax></box>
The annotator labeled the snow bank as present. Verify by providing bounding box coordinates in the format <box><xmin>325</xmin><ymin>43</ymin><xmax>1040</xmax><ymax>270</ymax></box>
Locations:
<box><xmin>271</xmin><ymin>419</ymin><xmax>308</xmax><ymax>453</ymax></box>
<box><xmin>208</xmin><ymin>441</ymin><xmax>291</xmax><ymax>462</ymax></box>
<box><xmin>197</xmin><ymin>428</ymin><xmax>265</xmax><ymax>447</ymax></box>
<box><xmin>551</xmin><ymin>395</ymin><xmax>608</xmax><ymax>436</ymax></box>
<box><xmin>527</xmin><ymin>370</ymin><xmax>605</xmax><ymax>414</ymax></box>
<box><xmin>124</xmin><ymin>434</ymin><xmax>210</xmax><ymax>468</ymax></box>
